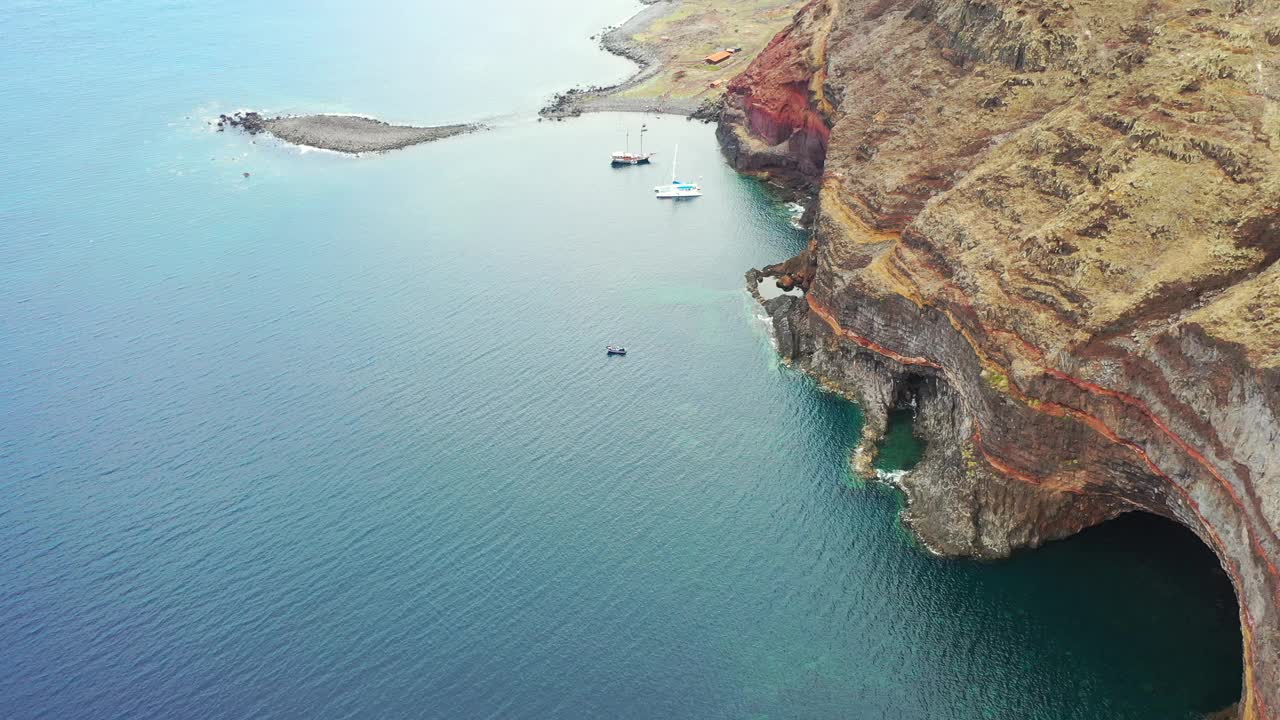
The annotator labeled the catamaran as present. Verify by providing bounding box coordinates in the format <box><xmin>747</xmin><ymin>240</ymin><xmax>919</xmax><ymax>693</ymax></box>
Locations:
<box><xmin>611</xmin><ymin>125</ymin><xmax>653</xmax><ymax>166</ymax></box>
<box><xmin>654</xmin><ymin>145</ymin><xmax>702</xmax><ymax>198</ymax></box>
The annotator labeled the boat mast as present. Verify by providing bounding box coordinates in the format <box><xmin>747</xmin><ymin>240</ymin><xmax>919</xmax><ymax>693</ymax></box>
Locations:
<box><xmin>672</xmin><ymin>145</ymin><xmax>679</xmax><ymax>182</ymax></box>
<box><xmin>640</xmin><ymin>125</ymin><xmax>646</xmax><ymax>156</ymax></box>
<box><xmin>625</xmin><ymin>130</ymin><xmax>630</xmax><ymax>153</ymax></box>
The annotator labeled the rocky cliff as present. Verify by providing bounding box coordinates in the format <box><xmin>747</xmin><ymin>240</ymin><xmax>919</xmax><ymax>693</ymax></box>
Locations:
<box><xmin>725</xmin><ymin>0</ymin><xmax>1280</xmax><ymax>716</ymax></box>
<box><xmin>718</xmin><ymin>0</ymin><xmax>838</xmax><ymax>187</ymax></box>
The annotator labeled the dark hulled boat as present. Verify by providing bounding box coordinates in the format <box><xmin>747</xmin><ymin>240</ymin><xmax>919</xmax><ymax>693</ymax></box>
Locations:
<box><xmin>611</xmin><ymin>125</ymin><xmax>653</xmax><ymax>166</ymax></box>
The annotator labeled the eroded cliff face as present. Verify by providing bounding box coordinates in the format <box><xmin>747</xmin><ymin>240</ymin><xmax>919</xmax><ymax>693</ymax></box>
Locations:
<box><xmin>717</xmin><ymin>0</ymin><xmax>838</xmax><ymax>187</ymax></box>
<box><xmin>726</xmin><ymin>0</ymin><xmax>1280</xmax><ymax>716</ymax></box>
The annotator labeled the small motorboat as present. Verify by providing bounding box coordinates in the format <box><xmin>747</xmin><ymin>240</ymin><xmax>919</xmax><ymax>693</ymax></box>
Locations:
<box><xmin>606</xmin><ymin>345</ymin><xmax>627</xmax><ymax>356</ymax></box>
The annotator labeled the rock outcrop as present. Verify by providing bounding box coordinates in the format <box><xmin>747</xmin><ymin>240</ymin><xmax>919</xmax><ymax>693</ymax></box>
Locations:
<box><xmin>725</xmin><ymin>0</ymin><xmax>1280</xmax><ymax>716</ymax></box>
<box><xmin>718</xmin><ymin>0</ymin><xmax>838</xmax><ymax>187</ymax></box>
<box><xmin>215</xmin><ymin>111</ymin><xmax>269</xmax><ymax>135</ymax></box>
<box><xmin>217</xmin><ymin>112</ymin><xmax>480</xmax><ymax>153</ymax></box>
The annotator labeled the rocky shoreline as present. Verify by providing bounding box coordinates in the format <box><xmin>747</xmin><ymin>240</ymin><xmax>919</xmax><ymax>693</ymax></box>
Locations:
<box><xmin>540</xmin><ymin>0</ymin><xmax>791</xmax><ymax>121</ymax></box>
<box><xmin>724</xmin><ymin>1</ymin><xmax>1280</xmax><ymax>717</ymax></box>
<box><xmin>540</xmin><ymin>0</ymin><xmax>683</xmax><ymax>119</ymax></box>
<box><xmin>216</xmin><ymin>111</ymin><xmax>481</xmax><ymax>154</ymax></box>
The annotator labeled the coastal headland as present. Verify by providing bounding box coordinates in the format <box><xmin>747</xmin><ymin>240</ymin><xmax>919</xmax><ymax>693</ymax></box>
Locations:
<box><xmin>541</xmin><ymin>0</ymin><xmax>802</xmax><ymax>118</ymax></box>
<box><xmin>216</xmin><ymin>111</ymin><xmax>481</xmax><ymax>154</ymax></box>
<box><xmin>726</xmin><ymin>0</ymin><xmax>1280</xmax><ymax>717</ymax></box>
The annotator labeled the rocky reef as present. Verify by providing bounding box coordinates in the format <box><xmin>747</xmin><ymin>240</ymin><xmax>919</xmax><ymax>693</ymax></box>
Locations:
<box><xmin>216</xmin><ymin>111</ymin><xmax>480</xmax><ymax>153</ymax></box>
<box><xmin>726</xmin><ymin>0</ymin><xmax>1280</xmax><ymax>716</ymax></box>
<box><xmin>215</xmin><ymin>111</ymin><xmax>270</xmax><ymax>135</ymax></box>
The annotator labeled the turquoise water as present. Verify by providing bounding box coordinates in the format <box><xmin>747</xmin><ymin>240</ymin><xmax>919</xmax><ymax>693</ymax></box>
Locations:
<box><xmin>873</xmin><ymin>410</ymin><xmax>926</xmax><ymax>474</ymax></box>
<box><xmin>0</xmin><ymin>2</ymin><xmax>1242</xmax><ymax>718</ymax></box>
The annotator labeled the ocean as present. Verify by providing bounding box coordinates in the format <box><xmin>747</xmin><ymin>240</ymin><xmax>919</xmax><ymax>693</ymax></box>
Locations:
<box><xmin>0</xmin><ymin>1</ymin><xmax>1242</xmax><ymax>718</ymax></box>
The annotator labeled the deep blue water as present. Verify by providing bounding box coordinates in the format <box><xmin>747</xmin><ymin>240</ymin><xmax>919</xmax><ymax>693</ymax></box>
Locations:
<box><xmin>0</xmin><ymin>2</ymin><xmax>1242</xmax><ymax>718</ymax></box>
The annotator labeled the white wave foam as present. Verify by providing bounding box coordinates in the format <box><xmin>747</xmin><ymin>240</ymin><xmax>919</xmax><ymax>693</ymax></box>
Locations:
<box><xmin>875</xmin><ymin>468</ymin><xmax>909</xmax><ymax>486</ymax></box>
<box><xmin>294</xmin><ymin>144</ymin><xmax>360</xmax><ymax>158</ymax></box>
<box><xmin>784</xmin><ymin>202</ymin><xmax>806</xmax><ymax>230</ymax></box>
<box><xmin>746</xmin><ymin>291</ymin><xmax>779</xmax><ymax>350</ymax></box>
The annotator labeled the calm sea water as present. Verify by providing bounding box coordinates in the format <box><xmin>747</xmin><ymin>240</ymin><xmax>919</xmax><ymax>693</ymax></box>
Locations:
<box><xmin>0</xmin><ymin>1</ymin><xmax>1242</xmax><ymax>718</ymax></box>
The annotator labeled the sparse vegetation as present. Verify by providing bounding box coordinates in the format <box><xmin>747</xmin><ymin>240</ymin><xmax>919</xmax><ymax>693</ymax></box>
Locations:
<box><xmin>547</xmin><ymin>0</ymin><xmax>797</xmax><ymax>116</ymax></box>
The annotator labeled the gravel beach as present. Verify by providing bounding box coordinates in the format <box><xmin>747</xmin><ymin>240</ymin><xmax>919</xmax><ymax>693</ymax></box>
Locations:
<box><xmin>540</xmin><ymin>0</ymin><xmax>795</xmax><ymax>120</ymax></box>
<box><xmin>541</xmin><ymin>0</ymin><xmax>676</xmax><ymax>118</ymax></box>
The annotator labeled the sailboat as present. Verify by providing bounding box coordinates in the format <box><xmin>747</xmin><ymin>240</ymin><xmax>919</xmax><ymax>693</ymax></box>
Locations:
<box><xmin>611</xmin><ymin>125</ymin><xmax>653</xmax><ymax>166</ymax></box>
<box><xmin>654</xmin><ymin>145</ymin><xmax>702</xmax><ymax>198</ymax></box>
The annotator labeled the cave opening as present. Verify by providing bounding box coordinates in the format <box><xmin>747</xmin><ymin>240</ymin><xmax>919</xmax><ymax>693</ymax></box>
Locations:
<box><xmin>1014</xmin><ymin>510</ymin><xmax>1245</xmax><ymax>716</ymax></box>
<box><xmin>892</xmin><ymin>372</ymin><xmax>931</xmax><ymax>409</ymax></box>
<box><xmin>872</xmin><ymin>374</ymin><xmax>930</xmax><ymax>474</ymax></box>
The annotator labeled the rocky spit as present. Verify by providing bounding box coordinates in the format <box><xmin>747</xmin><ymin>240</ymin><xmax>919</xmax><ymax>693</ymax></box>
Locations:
<box><xmin>724</xmin><ymin>1</ymin><xmax>1280</xmax><ymax>717</ymax></box>
<box><xmin>540</xmin><ymin>1</ymin><xmax>668</xmax><ymax>120</ymax></box>
<box><xmin>215</xmin><ymin>111</ymin><xmax>481</xmax><ymax>154</ymax></box>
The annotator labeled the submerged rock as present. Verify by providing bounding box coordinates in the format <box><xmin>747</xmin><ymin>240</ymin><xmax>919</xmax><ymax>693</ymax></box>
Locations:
<box><xmin>215</xmin><ymin>111</ymin><xmax>268</xmax><ymax>135</ymax></box>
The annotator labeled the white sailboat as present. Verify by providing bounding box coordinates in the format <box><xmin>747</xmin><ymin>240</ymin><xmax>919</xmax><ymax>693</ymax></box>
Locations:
<box><xmin>654</xmin><ymin>145</ymin><xmax>702</xmax><ymax>198</ymax></box>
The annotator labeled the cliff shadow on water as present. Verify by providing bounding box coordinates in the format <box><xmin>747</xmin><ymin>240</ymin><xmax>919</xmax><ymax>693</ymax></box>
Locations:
<box><xmin>851</xmin><ymin>393</ymin><xmax>1245</xmax><ymax>717</ymax></box>
<box><xmin>998</xmin><ymin>511</ymin><xmax>1246</xmax><ymax>716</ymax></box>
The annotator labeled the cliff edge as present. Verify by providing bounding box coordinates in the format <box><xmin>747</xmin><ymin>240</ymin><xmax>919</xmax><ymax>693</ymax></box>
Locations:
<box><xmin>725</xmin><ymin>0</ymin><xmax>1280</xmax><ymax>716</ymax></box>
